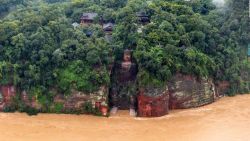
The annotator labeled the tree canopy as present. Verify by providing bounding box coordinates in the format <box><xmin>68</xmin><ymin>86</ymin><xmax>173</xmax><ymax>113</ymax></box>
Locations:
<box><xmin>0</xmin><ymin>0</ymin><xmax>249</xmax><ymax>97</ymax></box>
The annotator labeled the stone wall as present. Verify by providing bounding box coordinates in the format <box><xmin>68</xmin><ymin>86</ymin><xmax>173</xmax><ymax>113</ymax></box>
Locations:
<box><xmin>168</xmin><ymin>74</ymin><xmax>215</xmax><ymax>109</ymax></box>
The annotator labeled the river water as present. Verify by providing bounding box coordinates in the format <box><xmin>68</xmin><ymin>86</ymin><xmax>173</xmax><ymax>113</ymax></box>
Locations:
<box><xmin>0</xmin><ymin>94</ymin><xmax>250</xmax><ymax>141</ymax></box>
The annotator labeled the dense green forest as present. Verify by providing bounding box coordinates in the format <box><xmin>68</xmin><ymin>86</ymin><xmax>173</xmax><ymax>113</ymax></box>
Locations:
<box><xmin>0</xmin><ymin>0</ymin><xmax>249</xmax><ymax>104</ymax></box>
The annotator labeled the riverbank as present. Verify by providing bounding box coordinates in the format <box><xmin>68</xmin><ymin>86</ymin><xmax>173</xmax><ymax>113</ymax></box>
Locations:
<box><xmin>0</xmin><ymin>94</ymin><xmax>249</xmax><ymax>141</ymax></box>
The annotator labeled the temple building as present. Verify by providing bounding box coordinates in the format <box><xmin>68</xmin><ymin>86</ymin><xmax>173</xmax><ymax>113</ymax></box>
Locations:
<box><xmin>80</xmin><ymin>13</ymin><xmax>98</xmax><ymax>25</ymax></box>
<box><xmin>136</xmin><ymin>11</ymin><xmax>150</xmax><ymax>25</ymax></box>
<box><xmin>103</xmin><ymin>22</ymin><xmax>114</xmax><ymax>34</ymax></box>
<box><xmin>103</xmin><ymin>22</ymin><xmax>114</xmax><ymax>42</ymax></box>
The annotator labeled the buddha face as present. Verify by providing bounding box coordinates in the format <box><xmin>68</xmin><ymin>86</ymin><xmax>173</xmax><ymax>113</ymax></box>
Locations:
<box><xmin>123</xmin><ymin>51</ymin><xmax>131</xmax><ymax>62</ymax></box>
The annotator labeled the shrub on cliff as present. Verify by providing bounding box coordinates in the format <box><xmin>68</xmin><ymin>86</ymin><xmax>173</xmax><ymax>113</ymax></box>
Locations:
<box><xmin>0</xmin><ymin>0</ymin><xmax>248</xmax><ymax>102</ymax></box>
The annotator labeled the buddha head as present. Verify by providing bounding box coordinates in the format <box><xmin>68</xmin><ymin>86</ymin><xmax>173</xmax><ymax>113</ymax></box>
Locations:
<box><xmin>123</xmin><ymin>49</ymin><xmax>132</xmax><ymax>62</ymax></box>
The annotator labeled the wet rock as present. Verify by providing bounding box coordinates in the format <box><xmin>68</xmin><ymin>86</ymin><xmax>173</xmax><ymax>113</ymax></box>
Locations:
<box><xmin>138</xmin><ymin>87</ymin><xmax>169</xmax><ymax>117</ymax></box>
<box><xmin>53</xmin><ymin>86</ymin><xmax>109</xmax><ymax>112</ymax></box>
<box><xmin>63</xmin><ymin>93</ymin><xmax>90</xmax><ymax>110</ymax></box>
<box><xmin>21</xmin><ymin>91</ymin><xmax>42</xmax><ymax>110</ymax></box>
<box><xmin>0</xmin><ymin>85</ymin><xmax>16</xmax><ymax>111</ymax></box>
<box><xmin>140</xmin><ymin>86</ymin><xmax>167</xmax><ymax>97</ymax></box>
<box><xmin>53</xmin><ymin>94</ymin><xmax>65</xmax><ymax>103</ymax></box>
<box><xmin>215</xmin><ymin>81</ymin><xmax>230</xmax><ymax>97</ymax></box>
<box><xmin>168</xmin><ymin>74</ymin><xmax>215</xmax><ymax>109</ymax></box>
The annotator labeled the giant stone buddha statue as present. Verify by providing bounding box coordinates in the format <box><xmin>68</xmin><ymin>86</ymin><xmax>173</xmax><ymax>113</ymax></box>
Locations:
<box><xmin>110</xmin><ymin>49</ymin><xmax>138</xmax><ymax>116</ymax></box>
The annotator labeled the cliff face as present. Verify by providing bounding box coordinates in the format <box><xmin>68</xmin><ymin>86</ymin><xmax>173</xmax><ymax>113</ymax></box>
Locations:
<box><xmin>0</xmin><ymin>85</ymin><xmax>16</xmax><ymax>111</ymax></box>
<box><xmin>138</xmin><ymin>87</ymin><xmax>169</xmax><ymax>117</ymax></box>
<box><xmin>215</xmin><ymin>81</ymin><xmax>230</xmax><ymax>97</ymax></box>
<box><xmin>0</xmin><ymin>85</ymin><xmax>109</xmax><ymax>115</ymax></box>
<box><xmin>137</xmin><ymin>74</ymin><xmax>216</xmax><ymax>117</ymax></box>
<box><xmin>53</xmin><ymin>87</ymin><xmax>108</xmax><ymax>113</ymax></box>
<box><xmin>0</xmin><ymin>74</ymin><xmax>227</xmax><ymax>117</ymax></box>
<box><xmin>168</xmin><ymin>74</ymin><xmax>215</xmax><ymax>109</ymax></box>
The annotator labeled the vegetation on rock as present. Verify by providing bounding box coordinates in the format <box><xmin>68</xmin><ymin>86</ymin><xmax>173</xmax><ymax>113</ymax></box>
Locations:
<box><xmin>0</xmin><ymin>0</ymin><xmax>249</xmax><ymax>113</ymax></box>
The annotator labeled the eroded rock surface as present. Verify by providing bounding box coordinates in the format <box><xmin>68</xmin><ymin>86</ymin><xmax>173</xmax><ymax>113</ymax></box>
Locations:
<box><xmin>215</xmin><ymin>81</ymin><xmax>230</xmax><ymax>97</ymax></box>
<box><xmin>21</xmin><ymin>91</ymin><xmax>42</xmax><ymax>110</ymax></box>
<box><xmin>0</xmin><ymin>85</ymin><xmax>16</xmax><ymax>111</ymax></box>
<box><xmin>138</xmin><ymin>87</ymin><xmax>169</xmax><ymax>117</ymax></box>
<box><xmin>53</xmin><ymin>86</ymin><xmax>108</xmax><ymax>112</ymax></box>
<box><xmin>168</xmin><ymin>74</ymin><xmax>215</xmax><ymax>109</ymax></box>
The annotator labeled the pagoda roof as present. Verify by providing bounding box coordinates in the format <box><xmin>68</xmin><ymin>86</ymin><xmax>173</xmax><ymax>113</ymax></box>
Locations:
<box><xmin>81</xmin><ymin>13</ymin><xmax>98</xmax><ymax>20</ymax></box>
<box><xmin>103</xmin><ymin>23</ymin><xmax>114</xmax><ymax>30</ymax></box>
<box><xmin>136</xmin><ymin>11</ymin><xmax>149</xmax><ymax>17</ymax></box>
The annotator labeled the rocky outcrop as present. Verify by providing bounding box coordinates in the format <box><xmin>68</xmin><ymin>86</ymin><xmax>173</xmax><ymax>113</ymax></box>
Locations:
<box><xmin>138</xmin><ymin>87</ymin><xmax>169</xmax><ymax>117</ymax></box>
<box><xmin>215</xmin><ymin>81</ymin><xmax>230</xmax><ymax>97</ymax></box>
<box><xmin>0</xmin><ymin>73</ymin><xmax>221</xmax><ymax>117</ymax></box>
<box><xmin>0</xmin><ymin>85</ymin><xmax>108</xmax><ymax>115</ymax></box>
<box><xmin>53</xmin><ymin>86</ymin><xmax>108</xmax><ymax>113</ymax></box>
<box><xmin>21</xmin><ymin>91</ymin><xmax>42</xmax><ymax>110</ymax></box>
<box><xmin>168</xmin><ymin>74</ymin><xmax>215</xmax><ymax>109</ymax></box>
<box><xmin>137</xmin><ymin>74</ymin><xmax>217</xmax><ymax>117</ymax></box>
<box><xmin>0</xmin><ymin>85</ymin><xmax>16</xmax><ymax>111</ymax></box>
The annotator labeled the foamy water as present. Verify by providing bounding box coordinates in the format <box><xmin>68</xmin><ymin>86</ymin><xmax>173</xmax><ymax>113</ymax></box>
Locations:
<box><xmin>0</xmin><ymin>94</ymin><xmax>250</xmax><ymax>141</ymax></box>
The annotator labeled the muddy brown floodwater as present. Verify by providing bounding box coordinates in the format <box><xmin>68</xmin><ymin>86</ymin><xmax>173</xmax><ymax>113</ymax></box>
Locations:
<box><xmin>0</xmin><ymin>95</ymin><xmax>250</xmax><ymax>141</ymax></box>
